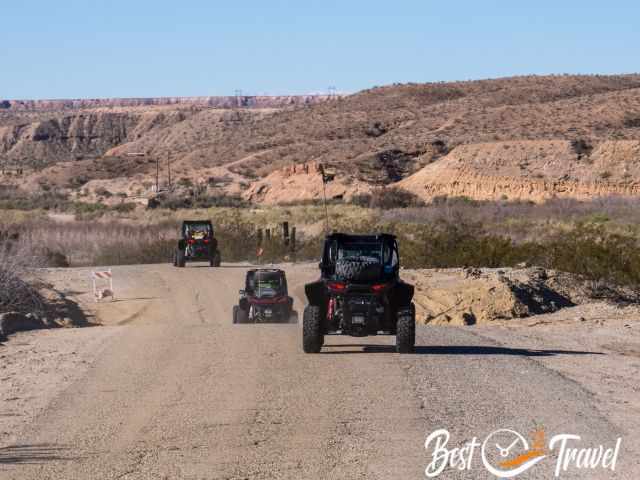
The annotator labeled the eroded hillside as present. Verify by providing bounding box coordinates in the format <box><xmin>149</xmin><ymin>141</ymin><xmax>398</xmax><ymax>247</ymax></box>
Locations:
<box><xmin>2</xmin><ymin>75</ymin><xmax>640</xmax><ymax>203</ymax></box>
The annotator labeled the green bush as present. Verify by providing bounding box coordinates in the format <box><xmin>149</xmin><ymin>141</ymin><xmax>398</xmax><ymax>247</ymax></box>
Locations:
<box><xmin>112</xmin><ymin>202</ymin><xmax>137</xmax><ymax>214</ymax></box>
<box><xmin>350</xmin><ymin>187</ymin><xmax>424</xmax><ymax>209</ymax></box>
<box><xmin>394</xmin><ymin>221</ymin><xmax>640</xmax><ymax>289</ymax></box>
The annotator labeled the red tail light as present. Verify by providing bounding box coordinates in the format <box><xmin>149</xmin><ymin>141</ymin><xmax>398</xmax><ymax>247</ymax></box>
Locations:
<box><xmin>203</xmin><ymin>239</ymin><xmax>210</xmax><ymax>244</ymax></box>
<box><xmin>327</xmin><ymin>281</ymin><xmax>346</xmax><ymax>293</ymax></box>
<box><xmin>187</xmin><ymin>239</ymin><xmax>195</xmax><ymax>245</ymax></box>
<box><xmin>276</xmin><ymin>296</ymin><xmax>289</xmax><ymax>304</ymax></box>
<box><xmin>371</xmin><ymin>283</ymin><xmax>388</xmax><ymax>293</ymax></box>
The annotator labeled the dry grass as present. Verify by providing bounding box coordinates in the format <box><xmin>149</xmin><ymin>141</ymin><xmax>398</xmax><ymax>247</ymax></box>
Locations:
<box><xmin>380</xmin><ymin>196</ymin><xmax>640</xmax><ymax>241</ymax></box>
<box><xmin>2</xmin><ymin>196</ymin><xmax>640</xmax><ymax>290</ymax></box>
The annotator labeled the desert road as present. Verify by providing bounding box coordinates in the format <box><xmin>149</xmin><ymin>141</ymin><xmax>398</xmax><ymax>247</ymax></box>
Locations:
<box><xmin>0</xmin><ymin>263</ymin><xmax>630</xmax><ymax>479</ymax></box>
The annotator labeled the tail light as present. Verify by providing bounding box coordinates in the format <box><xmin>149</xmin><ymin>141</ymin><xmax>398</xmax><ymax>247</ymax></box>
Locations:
<box><xmin>327</xmin><ymin>281</ymin><xmax>346</xmax><ymax>293</ymax></box>
<box><xmin>203</xmin><ymin>239</ymin><xmax>210</xmax><ymax>244</ymax></box>
<box><xmin>371</xmin><ymin>283</ymin><xmax>388</xmax><ymax>293</ymax></box>
<box><xmin>275</xmin><ymin>296</ymin><xmax>289</xmax><ymax>304</ymax></box>
<box><xmin>187</xmin><ymin>239</ymin><xmax>195</xmax><ymax>245</ymax></box>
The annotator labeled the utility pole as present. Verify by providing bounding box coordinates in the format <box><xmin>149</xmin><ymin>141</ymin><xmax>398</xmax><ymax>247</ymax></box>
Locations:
<box><xmin>322</xmin><ymin>179</ymin><xmax>329</xmax><ymax>233</ymax></box>
<box><xmin>167</xmin><ymin>152</ymin><xmax>172</xmax><ymax>191</ymax></box>
<box><xmin>155</xmin><ymin>155</ymin><xmax>159</xmax><ymax>193</ymax></box>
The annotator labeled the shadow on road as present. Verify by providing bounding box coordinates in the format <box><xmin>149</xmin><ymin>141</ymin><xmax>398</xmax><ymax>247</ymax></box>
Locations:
<box><xmin>321</xmin><ymin>344</ymin><xmax>604</xmax><ymax>356</ymax></box>
<box><xmin>112</xmin><ymin>297</ymin><xmax>159</xmax><ymax>303</ymax></box>
<box><xmin>0</xmin><ymin>444</ymin><xmax>76</xmax><ymax>464</ymax></box>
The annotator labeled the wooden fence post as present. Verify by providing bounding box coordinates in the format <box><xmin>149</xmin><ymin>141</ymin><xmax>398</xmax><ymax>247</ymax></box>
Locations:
<box><xmin>290</xmin><ymin>227</ymin><xmax>296</xmax><ymax>262</ymax></box>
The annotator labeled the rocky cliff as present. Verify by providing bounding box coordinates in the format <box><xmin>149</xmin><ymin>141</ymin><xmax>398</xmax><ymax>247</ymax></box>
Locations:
<box><xmin>399</xmin><ymin>140</ymin><xmax>640</xmax><ymax>202</ymax></box>
<box><xmin>0</xmin><ymin>95</ymin><xmax>335</xmax><ymax>112</ymax></box>
<box><xmin>3</xmin><ymin>75</ymin><xmax>640</xmax><ymax>204</ymax></box>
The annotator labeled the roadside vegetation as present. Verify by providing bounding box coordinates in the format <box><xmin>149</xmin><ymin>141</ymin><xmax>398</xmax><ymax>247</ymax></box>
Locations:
<box><xmin>0</xmin><ymin>242</ymin><xmax>46</xmax><ymax>316</ymax></box>
<box><xmin>1</xmin><ymin>196</ymin><xmax>640</xmax><ymax>292</ymax></box>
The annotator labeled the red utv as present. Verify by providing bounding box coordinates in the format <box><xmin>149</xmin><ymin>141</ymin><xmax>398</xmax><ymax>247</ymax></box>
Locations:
<box><xmin>233</xmin><ymin>269</ymin><xmax>294</xmax><ymax>323</ymax></box>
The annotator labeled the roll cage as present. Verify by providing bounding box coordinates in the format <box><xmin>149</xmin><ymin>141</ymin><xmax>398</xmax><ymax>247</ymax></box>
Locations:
<box><xmin>319</xmin><ymin>233</ymin><xmax>400</xmax><ymax>281</ymax></box>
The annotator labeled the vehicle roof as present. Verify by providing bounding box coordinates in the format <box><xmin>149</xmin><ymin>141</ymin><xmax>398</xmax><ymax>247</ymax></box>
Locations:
<box><xmin>182</xmin><ymin>220</ymin><xmax>212</xmax><ymax>225</ymax></box>
<box><xmin>325</xmin><ymin>233</ymin><xmax>396</xmax><ymax>242</ymax></box>
<box><xmin>247</xmin><ymin>268</ymin><xmax>286</xmax><ymax>275</ymax></box>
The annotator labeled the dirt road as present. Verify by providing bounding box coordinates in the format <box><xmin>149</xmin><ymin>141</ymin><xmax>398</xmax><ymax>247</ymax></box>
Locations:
<box><xmin>0</xmin><ymin>263</ymin><xmax>634</xmax><ymax>479</ymax></box>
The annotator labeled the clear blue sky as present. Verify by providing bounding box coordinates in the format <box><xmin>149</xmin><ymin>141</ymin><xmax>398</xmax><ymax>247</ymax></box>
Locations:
<box><xmin>1</xmin><ymin>0</ymin><xmax>638</xmax><ymax>99</ymax></box>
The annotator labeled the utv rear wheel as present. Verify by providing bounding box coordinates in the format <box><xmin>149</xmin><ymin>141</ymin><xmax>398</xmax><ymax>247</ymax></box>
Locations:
<box><xmin>210</xmin><ymin>250</ymin><xmax>221</xmax><ymax>267</ymax></box>
<box><xmin>234</xmin><ymin>306</ymin><xmax>248</xmax><ymax>324</ymax></box>
<box><xmin>176</xmin><ymin>249</ymin><xmax>186</xmax><ymax>268</ymax></box>
<box><xmin>396</xmin><ymin>304</ymin><xmax>415</xmax><ymax>353</ymax></box>
<box><xmin>303</xmin><ymin>305</ymin><xmax>323</xmax><ymax>353</ymax></box>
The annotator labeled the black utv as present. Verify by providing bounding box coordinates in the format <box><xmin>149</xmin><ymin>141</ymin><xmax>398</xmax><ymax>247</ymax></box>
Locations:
<box><xmin>302</xmin><ymin>233</ymin><xmax>415</xmax><ymax>353</ymax></box>
<box><xmin>173</xmin><ymin>220</ymin><xmax>221</xmax><ymax>267</ymax></box>
<box><xmin>233</xmin><ymin>269</ymin><xmax>294</xmax><ymax>323</ymax></box>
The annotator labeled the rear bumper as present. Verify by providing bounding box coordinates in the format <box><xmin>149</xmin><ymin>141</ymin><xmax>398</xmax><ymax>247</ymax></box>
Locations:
<box><xmin>185</xmin><ymin>244</ymin><xmax>216</xmax><ymax>259</ymax></box>
<box><xmin>334</xmin><ymin>293</ymin><xmax>386</xmax><ymax>335</ymax></box>
<box><xmin>249</xmin><ymin>303</ymin><xmax>291</xmax><ymax>322</ymax></box>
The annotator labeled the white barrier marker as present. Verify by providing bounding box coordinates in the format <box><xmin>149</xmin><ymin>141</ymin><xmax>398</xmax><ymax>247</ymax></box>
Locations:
<box><xmin>92</xmin><ymin>269</ymin><xmax>115</xmax><ymax>302</ymax></box>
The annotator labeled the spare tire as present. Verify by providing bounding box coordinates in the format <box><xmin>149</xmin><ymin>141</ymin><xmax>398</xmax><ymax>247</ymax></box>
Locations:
<box><xmin>335</xmin><ymin>257</ymin><xmax>382</xmax><ymax>282</ymax></box>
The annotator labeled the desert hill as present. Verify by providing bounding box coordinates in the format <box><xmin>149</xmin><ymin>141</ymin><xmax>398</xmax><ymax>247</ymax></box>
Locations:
<box><xmin>2</xmin><ymin>75</ymin><xmax>640</xmax><ymax>204</ymax></box>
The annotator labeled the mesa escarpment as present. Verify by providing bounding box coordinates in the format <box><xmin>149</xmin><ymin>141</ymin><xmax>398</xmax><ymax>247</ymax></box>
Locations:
<box><xmin>0</xmin><ymin>95</ymin><xmax>334</xmax><ymax>112</ymax></box>
<box><xmin>2</xmin><ymin>75</ymin><xmax>640</xmax><ymax>203</ymax></box>
<box><xmin>0</xmin><ymin>95</ymin><xmax>334</xmax><ymax>169</ymax></box>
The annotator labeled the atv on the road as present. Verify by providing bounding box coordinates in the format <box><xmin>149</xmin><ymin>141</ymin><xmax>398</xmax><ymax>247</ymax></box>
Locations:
<box><xmin>233</xmin><ymin>269</ymin><xmax>294</xmax><ymax>323</ymax></box>
<box><xmin>173</xmin><ymin>220</ymin><xmax>221</xmax><ymax>267</ymax></box>
<box><xmin>302</xmin><ymin>233</ymin><xmax>415</xmax><ymax>353</ymax></box>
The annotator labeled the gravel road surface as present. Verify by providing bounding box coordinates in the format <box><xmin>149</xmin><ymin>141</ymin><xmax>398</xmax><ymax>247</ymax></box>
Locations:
<box><xmin>0</xmin><ymin>263</ymin><xmax>633</xmax><ymax>479</ymax></box>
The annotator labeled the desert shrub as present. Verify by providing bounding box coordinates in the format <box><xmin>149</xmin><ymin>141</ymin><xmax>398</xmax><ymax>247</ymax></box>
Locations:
<box><xmin>147</xmin><ymin>194</ymin><xmax>250</xmax><ymax>210</ymax></box>
<box><xmin>348</xmin><ymin>188</ymin><xmax>423</xmax><ymax>209</ymax></box>
<box><xmin>369</xmin><ymin>187</ymin><xmax>425</xmax><ymax>209</ymax></box>
<box><xmin>394</xmin><ymin>220</ymin><xmax>640</xmax><ymax>289</ymax></box>
<box><xmin>95</xmin><ymin>187</ymin><xmax>112</xmax><ymax>197</ymax></box>
<box><xmin>398</xmin><ymin>220</ymin><xmax>538</xmax><ymax>269</ymax></box>
<box><xmin>364</xmin><ymin>121</ymin><xmax>387</xmax><ymax>137</ymax></box>
<box><xmin>0</xmin><ymin>186</ymin><xmax>70</xmax><ymax>211</ymax></box>
<box><xmin>350</xmin><ymin>193</ymin><xmax>373</xmax><ymax>208</ymax></box>
<box><xmin>111</xmin><ymin>202</ymin><xmax>137</xmax><ymax>214</ymax></box>
<box><xmin>41</xmin><ymin>248</ymin><xmax>70</xmax><ymax>267</ymax></box>
<box><xmin>623</xmin><ymin>115</ymin><xmax>640</xmax><ymax>128</ymax></box>
<box><xmin>192</xmin><ymin>195</ymin><xmax>250</xmax><ymax>209</ymax></box>
<box><xmin>571</xmin><ymin>139</ymin><xmax>593</xmax><ymax>159</ymax></box>
<box><xmin>73</xmin><ymin>202</ymin><xmax>108</xmax><ymax>214</ymax></box>
<box><xmin>0</xmin><ymin>244</ymin><xmax>46</xmax><ymax>315</ymax></box>
<box><xmin>68</xmin><ymin>175</ymin><xmax>90</xmax><ymax>188</ymax></box>
<box><xmin>542</xmin><ymin>225</ymin><xmax>640</xmax><ymax>288</ymax></box>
